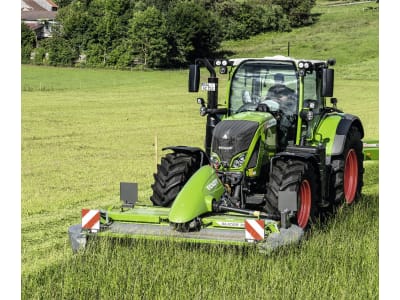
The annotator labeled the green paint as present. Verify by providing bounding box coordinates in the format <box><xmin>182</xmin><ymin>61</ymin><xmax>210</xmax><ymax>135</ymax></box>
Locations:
<box><xmin>168</xmin><ymin>165</ymin><xmax>225</xmax><ymax>223</ymax></box>
<box><xmin>314</xmin><ymin>114</ymin><xmax>342</xmax><ymax>156</ymax></box>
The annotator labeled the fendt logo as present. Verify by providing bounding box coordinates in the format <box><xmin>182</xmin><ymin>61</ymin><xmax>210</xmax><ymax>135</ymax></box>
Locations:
<box><xmin>206</xmin><ymin>178</ymin><xmax>219</xmax><ymax>191</ymax></box>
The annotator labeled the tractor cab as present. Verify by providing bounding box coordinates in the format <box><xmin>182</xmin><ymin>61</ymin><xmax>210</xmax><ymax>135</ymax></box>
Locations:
<box><xmin>226</xmin><ymin>56</ymin><xmax>335</xmax><ymax>148</ymax></box>
<box><xmin>228</xmin><ymin>58</ymin><xmax>299</xmax><ymax>148</ymax></box>
<box><xmin>188</xmin><ymin>55</ymin><xmax>335</xmax><ymax>156</ymax></box>
<box><xmin>228</xmin><ymin>58</ymin><xmax>298</xmax><ymax>116</ymax></box>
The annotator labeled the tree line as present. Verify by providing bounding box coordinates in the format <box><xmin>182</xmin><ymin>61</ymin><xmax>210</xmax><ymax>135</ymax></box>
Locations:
<box><xmin>21</xmin><ymin>0</ymin><xmax>316</xmax><ymax>69</ymax></box>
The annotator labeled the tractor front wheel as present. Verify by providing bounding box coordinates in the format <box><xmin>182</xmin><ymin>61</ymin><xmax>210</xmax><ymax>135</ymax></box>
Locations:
<box><xmin>265</xmin><ymin>159</ymin><xmax>319</xmax><ymax>229</ymax></box>
<box><xmin>150</xmin><ymin>152</ymin><xmax>201</xmax><ymax>207</ymax></box>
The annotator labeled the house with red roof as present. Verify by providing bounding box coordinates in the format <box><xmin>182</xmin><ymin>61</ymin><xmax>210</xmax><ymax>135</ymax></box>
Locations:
<box><xmin>21</xmin><ymin>0</ymin><xmax>58</xmax><ymax>41</ymax></box>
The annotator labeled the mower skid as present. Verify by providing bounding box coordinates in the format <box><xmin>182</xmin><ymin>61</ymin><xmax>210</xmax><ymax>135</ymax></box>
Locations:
<box><xmin>258</xmin><ymin>225</ymin><xmax>304</xmax><ymax>254</ymax></box>
<box><xmin>68</xmin><ymin>224</ymin><xmax>88</xmax><ymax>253</ymax></box>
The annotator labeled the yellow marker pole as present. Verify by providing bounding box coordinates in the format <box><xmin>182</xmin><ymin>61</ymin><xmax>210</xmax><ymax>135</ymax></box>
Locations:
<box><xmin>155</xmin><ymin>134</ymin><xmax>158</xmax><ymax>171</ymax></box>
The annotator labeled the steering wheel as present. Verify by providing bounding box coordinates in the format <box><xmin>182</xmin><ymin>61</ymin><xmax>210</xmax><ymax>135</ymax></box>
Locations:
<box><xmin>262</xmin><ymin>99</ymin><xmax>280</xmax><ymax>112</ymax></box>
<box><xmin>236</xmin><ymin>103</ymin><xmax>258</xmax><ymax>113</ymax></box>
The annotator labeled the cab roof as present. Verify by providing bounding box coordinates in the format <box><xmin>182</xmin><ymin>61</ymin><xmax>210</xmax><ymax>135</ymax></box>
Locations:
<box><xmin>230</xmin><ymin>55</ymin><xmax>328</xmax><ymax>67</ymax></box>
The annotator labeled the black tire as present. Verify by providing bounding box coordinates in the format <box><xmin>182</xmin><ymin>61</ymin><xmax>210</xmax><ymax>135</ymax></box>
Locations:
<box><xmin>330</xmin><ymin>126</ymin><xmax>364</xmax><ymax>206</ymax></box>
<box><xmin>264</xmin><ymin>159</ymin><xmax>319</xmax><ymax>229</ymax></box>
<box><xmin>150</xmin><ymin>152</ymin><xmax>201</xmax><ymax>207</ymax></box>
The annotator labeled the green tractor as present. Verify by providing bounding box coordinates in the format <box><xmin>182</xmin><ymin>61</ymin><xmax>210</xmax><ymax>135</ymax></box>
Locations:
<box><xmin>69</xmin><ymin>56</ymin><xmax>378</xmax><ymax>252</ymax></box>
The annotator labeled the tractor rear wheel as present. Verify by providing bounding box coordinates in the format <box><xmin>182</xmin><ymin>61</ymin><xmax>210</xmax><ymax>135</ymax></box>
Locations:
<box><xmin>150</xmin><ymin>152</ymin><xmax>201</xmax><ymax>207</ymax></box>
<box><xmin>330</xmin><ymin>126</ymin><xmax>364</xmax><ymax>206</ymax></box>
<box><xmin>265</xmin><ymin>159</ymin><xmax>319</xmax><ymax>229</ymax></box>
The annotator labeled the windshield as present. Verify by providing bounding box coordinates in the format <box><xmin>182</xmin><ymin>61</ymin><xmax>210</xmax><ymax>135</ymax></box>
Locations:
<box><xmin>229</xmin><ymin>60</ymin><xmax>298</xmax><ymax>115</ymax></box>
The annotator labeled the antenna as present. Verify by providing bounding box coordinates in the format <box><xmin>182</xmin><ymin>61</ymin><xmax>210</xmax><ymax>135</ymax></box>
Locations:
<box><xmin>287</xmin><ymin>42</ymin><xmax>290</xmax><ymax>57</ymax></box>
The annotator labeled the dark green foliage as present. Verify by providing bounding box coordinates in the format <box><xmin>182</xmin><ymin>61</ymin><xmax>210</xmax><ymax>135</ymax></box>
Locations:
<box><xmin>21</xmin><ymin>23</ymin><xmax>36</xmax><ymax>63</ymax></box>
<box><xmin>22</xmin><ymin>0</ymin><xmax>316</xmax><ymax>68</ymax></box>
<box><xmin>166</xmin><ymin>1</ymin><xmax>222</xmax><ymax>66</ymax></box>
<box><xmin>215</xmin><ymin>1</ymin><xmax>291</xmax><ymax>40</ymax></box>
<box><xmin>129</xmin><ymin>7</ymin><xmax>169</xmax><ymax>68</ymax></box>
<box><xmin>44</xmin><ymin>36</ymin><xmax>78</xmax><ymax>66</ymax></box>
<box><xmin>32</xmin><ymin>47</ymin><xmax>47</xmax><ymax>65</ymax></box>
<box><xmin>273</xmin><ymin>0</ymin><xmax>316</xmax><ymax>27</ymax></box>
<box><xmin>55</xmin><ymin>1</ymin><xmax>92</xmax><ymax>52</ymax></box>
<box><xmin>53</xmin><ymin>0</ymin><xmax>74</xmax><ymax>7</ymax></box>
<box><xmin>106</xmin><ymin>40</ymin><xmax>135</xmax><ymax>68</ymax></box>
<box><xmin>136</xmin><ymin>0</ymin><xmax>176</xmax><ymax>12</ymax></box>
<box><xmin>55</xmin><ymin>0</ymin><xmax>136</xmax><ymax>68</ymax></box>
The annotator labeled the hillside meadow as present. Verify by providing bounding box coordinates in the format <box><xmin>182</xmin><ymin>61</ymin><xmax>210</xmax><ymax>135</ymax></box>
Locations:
<box><xmin>20</xmin><ymin>1</ymin><xmax>379</xmax><ymax>299</ymax></box>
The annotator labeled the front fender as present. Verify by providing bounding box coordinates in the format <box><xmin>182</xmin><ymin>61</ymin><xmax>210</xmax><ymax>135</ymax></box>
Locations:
<box><xmin>168</xmin><ymin>165</ymin><xmax>224</xmax><ymax>223</ymax></box>
<box><xmin>163</xmin><ymin>146</ymin><xmax>210</xmax><ymax>166</ymax></box>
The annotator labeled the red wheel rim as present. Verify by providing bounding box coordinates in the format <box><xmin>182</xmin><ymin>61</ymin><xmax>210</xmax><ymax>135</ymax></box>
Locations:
<box><xmin>297</xmin><ymin>179</ymin><xmax>311</xmax><ymax>228</ymax></box>
<box><xmin>344</xmin><ymin>149</ymin><xmax>358</xmax><ymax>204</ymax></box>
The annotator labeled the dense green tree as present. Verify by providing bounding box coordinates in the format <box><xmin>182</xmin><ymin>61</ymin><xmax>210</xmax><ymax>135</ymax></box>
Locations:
<box><xmin>273</xmin><ymin>0</ymin><xmax>316</xmax><ymax>27</ymax></box>
<box><xmin>21</xmin><ymin>23</ymin><xmax>36</xmax><ymax>63</ymax></box>
<box><xmin>107</xmin><ymin>40</ymin><xmax>135</xmax><ymax>68</ymax></box>
<box><xmin>43</xmin><ymin>36</ymin><xmax>78</xmax><ymax>66</ymax></box>
<box><xmin>137</xmin><ymin>0</ymin><xmax>176</xmax><ymax>12</ymax></box>
<box><xmin>91</xmin><ymin>0</ymin><xmax>125</xmax><ymax>65</ymax></box>
<box><xmin>32</xmin><ymin>46</ymin><xmax>47</xmax><ymax>65</ymax></box>
<box><xmin>129</xmin><ymin>7</ymin><xmax>169</xmax><ymax>68</ymax></box>
<box><xmin>55</xmin><ymin>1</ymin><xmax>92</xmax><ymax>52</ymax></box>
<box><xmin>22</xmin><ymin>0</ymin><xmax>317</xmax><ymax>68</ymax></box>
<box><xmin>53</xmin><ymin>0</ymin><xmax>74</xmax><ymax>8</ymax></box>
<box><xmin>56</xmin><ymin>0</ymin><xmax>135</xmax><ymax>67</ymax></box>
<box><xmin>166</xmin><ymin>1</ymin><xmax>222</xmax><ymax>66</ymax></box>
<box><xmin>84</xmin><ymin>42</ymin><xmax>104</xmax><ymax>66</ymax></box>
<box><xmin>215</xmin><ymin>1</ymin><xmax>291</xmax><ymax>40</ymax></box>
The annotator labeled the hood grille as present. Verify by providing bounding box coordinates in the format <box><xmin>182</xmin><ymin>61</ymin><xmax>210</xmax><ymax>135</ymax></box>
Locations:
<box><xmin>211</xmin><ymin>120</ymin><xmax>258</xmax><ymax>164</ymax></box>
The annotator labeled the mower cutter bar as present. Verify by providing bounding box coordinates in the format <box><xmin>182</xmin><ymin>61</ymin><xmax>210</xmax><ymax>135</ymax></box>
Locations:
<box><xmin>69</xmin><ymin>220</ymin><xmax>304</xmax><ymax>253</ymax></box>
<box><xmin>68</xmin><ymin>204</ymin><xmax>305</xmax><ymax>253</ymax></box>
<box><xmin>106</xmin><ymin>222</ymin><xmax>249</xmax><ymax>243</ymax></box>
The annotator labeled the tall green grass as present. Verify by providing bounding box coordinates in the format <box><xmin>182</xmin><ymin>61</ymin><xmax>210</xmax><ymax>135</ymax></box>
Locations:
<box><xmin>21</xmin><ymin>1</ymin><xmax>378</xmax><ymax>299</ymax></box>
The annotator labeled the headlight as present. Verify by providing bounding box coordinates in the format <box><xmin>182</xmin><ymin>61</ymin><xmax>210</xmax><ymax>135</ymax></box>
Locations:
<box><xmin>210</xmin><ymin>154</ymin><xmax>221</xmax><ymax>169</ymax></box>
<box><xmin>231</xmin><ymin>153</ymin><xmax>246</xmax><ymax>169</ymax></box>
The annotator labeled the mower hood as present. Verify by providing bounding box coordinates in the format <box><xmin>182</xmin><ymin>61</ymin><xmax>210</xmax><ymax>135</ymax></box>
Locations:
<box><xmin>168</xmin><ymin>165</ymin><xmax>224</xmax><ymax>223</ymax></box>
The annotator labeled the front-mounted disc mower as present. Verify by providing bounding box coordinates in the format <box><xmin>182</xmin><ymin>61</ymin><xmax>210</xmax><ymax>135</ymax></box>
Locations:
<box><xmin>69</xmin><ymin>56</ymin><xmax>378</xmax><ymax>253</ymax></box>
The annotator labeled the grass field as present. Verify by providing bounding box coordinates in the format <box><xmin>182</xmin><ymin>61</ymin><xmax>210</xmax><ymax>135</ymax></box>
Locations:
<box><xmin>21</xmin><ymin>1</ymin><xmax>379</xmax><ymax>299</ymax></box>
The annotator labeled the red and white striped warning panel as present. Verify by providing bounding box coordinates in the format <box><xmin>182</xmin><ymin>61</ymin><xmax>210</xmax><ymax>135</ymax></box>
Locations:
<box><xmin>245</xmin><ymin>219</ymin><xmax>265</xmax><ymax>241</ymax></box>
<box><xmin>82</xmin><ymin>209</ymin><xmax>100</xmax><ymax>231</ymax></box>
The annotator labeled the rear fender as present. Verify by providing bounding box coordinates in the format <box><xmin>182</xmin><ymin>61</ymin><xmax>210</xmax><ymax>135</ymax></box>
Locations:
<box><xmin>315</xmin><ymin>114</ymin><xmax>364</xmax><ymax>158</ymax></box>
<box><xmin>331</xmin><ymin>115</ymin><xmax>364</xmax><ymax>156</ymax></box>
<box><xmin>168</xmin><ymin>165</ymin><xmax>225</xmax><ymax>223</ymax></box>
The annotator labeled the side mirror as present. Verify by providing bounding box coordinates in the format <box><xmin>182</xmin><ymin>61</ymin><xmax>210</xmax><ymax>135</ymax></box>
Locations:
<box><xmin>322</xmin><ymin>68</ymin><xmax>334</xmax><ymax>97</ymax></box>
<box><xmin>188</xmin><ymin>64</ymin><xmax>200</xmax><ymax>92</ymax></box>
